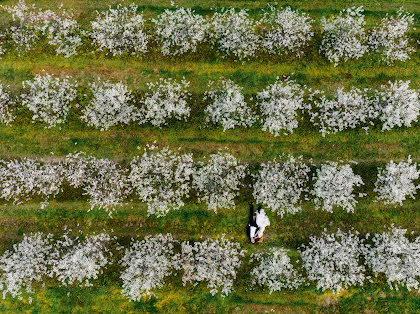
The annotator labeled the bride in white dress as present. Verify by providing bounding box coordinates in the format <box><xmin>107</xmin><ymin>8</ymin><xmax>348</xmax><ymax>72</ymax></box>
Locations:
<box><xmin>249</xmin><ymin>205</ymin><xmax>270</xmax><ymax>243</ymax></box>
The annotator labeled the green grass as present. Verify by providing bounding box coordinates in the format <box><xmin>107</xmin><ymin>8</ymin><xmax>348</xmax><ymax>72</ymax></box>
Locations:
<box><xmin>0</xmin><ymin>0</ymin><xmax>419</xmax><ymax>312</ymax></box>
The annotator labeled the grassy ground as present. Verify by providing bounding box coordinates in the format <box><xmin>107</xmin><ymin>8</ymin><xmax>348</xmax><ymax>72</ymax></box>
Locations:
<box><xmin>0</xmin><ymin>0</ymin><xmax>419</xmax><ymax>313</ymax></box>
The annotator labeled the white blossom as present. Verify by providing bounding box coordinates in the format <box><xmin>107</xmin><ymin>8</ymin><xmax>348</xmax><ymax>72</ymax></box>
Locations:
<box><xmin>363</xmin><ymin>226</ymin><xmax>420</xmax><ymax>292</ymax></box>
<box><xmin>90</xmin><ymin>3</ymin><xmax>149</xmax><ymax>56</ymax></box>
<box><xmin>64</xmin><ymin>152</ymin><xmax>132</xmax><ymax>216</ymax></box>
<box><xmin>262</xmin><ymin>6</ymin><xmax>313</xmax><ymax>57</ymax></box>
<box><xmin>0</xmin><ymin>158</ymin><xmax>64</xmax><ymax>207</ymax></box>
<box><xmin>368</xmin><ymin>8</ymin><xmax>416</xmax><ymax>64</ymax></box>
<box><xmin>0</xmin><ymin>233</ymin><xmax>53</xmax><ymax>299</ymax></box>
<box><xmin>204</xmin><ymin>79</ymin><xmax>255</xmax><ymax>131</ymax></box>
<box><xmin>139</xmin><ymin>78</ymin><xmax>191</xmax><ymax>127</ymax></box>
<box><xmin>209</xmin><ymin>8</ymin><xmax>260</xmax><ymax>60</ymax></box>
<box><xmin>49</xmin><ymin>232</ymin><xmax>113</xmax><ymax>287</ymax></box>
<box><xmin>129</xmin><ymin>145</ymin><xmax>194</xmax><ymax>217</ymax></box>
<box><xmin>250</xmin><ymin>247</ymin><xmax>304</xmax><ymax>292</ymax></box>
<box><xmin>257</xmin><ymin>78</ymin><xmax>306</xmax><ymax>135</ymax></box>
<box><xmin>309</xmin><ymin>87</ymin><xmax>377</xmax><ymax>136</ymax></box>
<box><xmin>120</xmin><ymin>234</ymin><xmax>179</xmax><ymax>301</ymax></box>
<box><xmin>374</xmin><ymin>156</ymin><xmax>420</xmax><ymax>205</ymax></box>
<box><xmin>320</xmin><ymin>7</ymin><xmax>368</xmax><ymax>66</ymax></box>
<box><xmin>311</xmin><ymin>161</ymin><xmax>364</xmax><ymax>213</ymax></box>
<box><xmin>375</xmin><ymin>80</ymin><xmax>420</xmax><ymax>131</ymax></box>
<box><xmin>253</xmin><ymin>154</ymin><xmax>310</xmax><ymax>216</ymax></box>
<box><xmin>180</xmin><ymin>235</ymin><xmax>245</xmax><ymax>296</ymax></box>
<box><xmin>21</xmin><ymin>73</ymin><xmax>77</xmax><ymax>128</ymax></box>
<box><xmin>300</xmin><ymin>229</ymin><xmax>367</xmax><ymax>293</ymax></box>
<box><xmin>0</xmin><ymin>84</ymin><xmax>15</xmax><ymax>125</ymax></box>
<box><xmin>81</xmin><ymin>80</ymin><xmax>138</xmax><ymax>131</ymax></box>
<box><xmin>152</xmin><ymin>7</ymin><xmax>208</xmax><ymax>56</ymax></box>
<box><xmin>192</xmin><ymin>150</ymin><xmax>246</xmax><ymax>212</ymax></box>
<box><xmin>1</xmin><ymin>0</ymin><xmax>42</xmax><ymax>53</ymax></box>
<box><xmin>39</xmin><ymin>9</ymin><xmax>83</xmax><ymax>58</ymax></box>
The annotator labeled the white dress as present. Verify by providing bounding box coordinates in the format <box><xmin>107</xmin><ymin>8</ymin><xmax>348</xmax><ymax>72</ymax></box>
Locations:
<box><xmin>255</xmin><ymin>209</ymin><xmax>270</xmax><ymax>238</ymax></box>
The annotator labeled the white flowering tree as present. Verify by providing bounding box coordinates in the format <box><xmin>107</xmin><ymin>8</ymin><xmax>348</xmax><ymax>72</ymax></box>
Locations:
<box><xmin>139</xmin><ymin>78</ymin><xmax>191</xmax><ymax>127</ymax></box>
<box><xmin>21</xmin><ymin>74</ymin><xmax>77</xmax><ymax>128</ymax></box>
<box><xmin>39</xmin><ymin>9</ymin><xmax>84</xmax><ymax>58</ymax></box>
<box><xmin>0</xmin><ymin>84</ymin><xmax>15</xmax><ymax>126</ymax></box>
<box><xmin>129</xmin><ymin>145</ymin><xmax>194</xmax><ymax>217</ymax></box>
<box><xmin>81</xmin><ymin>80</ymin><xmax>138</xmax><ymax>131</ymax></box>
<box><xmin>0</xmin><ymin>233</ymin><xmax>52</xmax><ymax>300</ymax></box>
<box><xmin>209</xmin><ymin>8</ymin><xmax>260</xmax><ymax>61</ymax></box>
<box><xmin>64</xmin><ymin>152</ymin><xmax>132</xmax><ymax>216</ymax></box>
<box><xmin>192</xmin><ymin>150</ymin><xmax>246</xmax><ymax>212</ymax></box>
<box><xmin>250</xmin><ymin>247</ymin><xmax>305</xmax><ymax>293</ymax></box>
<box><xmin>262</xmin><ymin>6</ymin><xmax>313</xmax><ymax>57</ymax></box>
<box><xmin>0</xmin><ymin>158</ymin><xmax>64</xmax><ymax>208</ymax></box>
<box><xmin>152</xmin><ymin>7</ymin><xmax>208</xmax><ymax>56</ymax></box>
<box><xmin>180</xmin><ymin>235</ymin><xmax>245</xmax><ymax>296</ymax></box>
<box><xmin>374</xmin><ymin>156</ymin><xmax>420</xmax><ymax>205</ymax></box>
<box><xmin>368</xmin><ymin>9</ymin><xmax>416</xmax><ymax>64</ymax></box>
<box><xmin>309</xmin><ymin>87</ymin><xmax>378</xmax><ymax>136</ymax></box>
<box><xmin>49</xmin><ymin>232</ymin><xmax>113</xmax><ymax>287</ymax></box>
<box><xmin>375</xmin><ymin>80</ymin><xmax>420</xmax><ymax>131</ymax></box>
<box><xmin>253</xmin><ymin>155</ymin><xmax>311</xmax><ymax>216</ymax></box>
<box><xmin>300</xmin><ymin>229</ymin><xmax>367</xmax><ymax>293</ymax></box>
<box><xmin>90</xmin><ymin>3</ymin><xmax>149</xmax><ymax>56</ymax></box>
<box><xmin>257</xmin><ymin>78</ymin><xmax>306</xmax><ymax>135</ymax></box>
<box><xmin>204</xmin><ymin>79</ymin><xmax>255</xmax><ymax>131</ymax></box>
<box><xmin>311</xmin><ymin>161</ymin><xmax>364</xmax><ymax>213</ymax></box>
<box><xmin>363</xmin><ymin>226</ymin><xmax>420</xmax><ymax>292</ymax></box>
<box><xmin>120</xmin><ymin>234</ymin><xmax>179</xmax><ymax>301</ymax></box>
<box><xmin>320</xmin><ymin>7</ymin><xmax>367</xmax><ymax>66</ymax></box>
<box><xmin>0</xmin><ymin>0</ymin><xmax>43</xmax><ymax>54</ymax></box>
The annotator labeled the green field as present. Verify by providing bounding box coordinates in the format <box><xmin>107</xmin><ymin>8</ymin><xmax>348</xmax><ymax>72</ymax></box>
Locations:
<box><xmin>0</xmin><ymin>0</ymin><xmax>419</xmax><ymax>313</ymax></box>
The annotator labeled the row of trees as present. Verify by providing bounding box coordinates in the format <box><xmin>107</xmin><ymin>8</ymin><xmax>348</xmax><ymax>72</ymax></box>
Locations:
<box><xmin>1</xmin><ymin>74</ymin><xmax>419</xmax><ymax>134</ymax></box>
<box><xmin>0</xmin><ymin>2</ymin><xmax>416</xmax><ymax>64</ymax></box>
<box><xmin>1</xmin><ymin>227</ymin><xmax>418</xmax><ymax>302</ymax></box>
<box><xmin>0</xmin><ymin>148</ymin><xmax>418</xmax><ymax>216</ymax></box>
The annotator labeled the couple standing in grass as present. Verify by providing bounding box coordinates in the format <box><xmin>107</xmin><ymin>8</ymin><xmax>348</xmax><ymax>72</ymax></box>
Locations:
<box><xmin>247</xmin><ymin>204</ymin><xmax>270</xmax><ymax>243</ymax></box>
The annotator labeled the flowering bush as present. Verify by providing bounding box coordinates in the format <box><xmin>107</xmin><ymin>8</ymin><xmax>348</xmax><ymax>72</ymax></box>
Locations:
<box><xmin>192</xmin><ymin>150</ymin><xmax>246</xmax><ymax>212</ymax></box>
<box><xmin>368</xmin><ymin>9</ymin><xmax>416</xmax><ymax>64</ymax></box>
<box><xmin>152</xmin><ymin>7</ymin><xmax>208</xmax><ymax>56</ymax></box>
<box><xmin>0</xmin><ymin>233</ymin><xmax>52</xmax><ymax>300</ymax></box>
<box><xmin>139</xmin><ymin>78</ymin><xmax>191</xmax><ymax>127</ymax></box>
<box><xmin>204</xmin><ymin>79</ymin><xmax>255</xmax><ymax>130</ymax></box>
<box><xmin>320</xmin><ymin>7</ymin><xmax>367</xmax><ymax>66</ymax></box>
<box><xmin>374</xmin><ymin>156</ymin><xmax>420</xmax><ymax>205</ymax></box>
<box><xmin>311</xmin><ymin>161</ymin><xmax>364</xmax><ymax>213</ymax></box>
<box><xmin>257</xmin><ymin>78</ymin><xmax>306</xmax><ymax>135</ymax></box>
<box><xmin>1</xmin><ymin>0</ymin><xmax>43</xmax><ymax>53</ymax></box>
<box><xmin>21</xmin><ymin>74</ymin><xmax>77</xmax><ymax>128</ymax></box>
<box><xmin>49</xmin><ymin>232</ymin><xmax>113</xmax><ymax>287</ymax></box>
<box><xmin>300</xmin><ymin>229</ymin><xmax>367</xmax><ymax>293</ymax></box>
<box><xmin>39</xmin><ymin>9</ymin><xmax>83</xmax><ymax>58</ymax></box>
<box><xmin>0</xmin><ymin>158</ymin><xmax>64</xmax><ymax>207</ymax></box>
<box><xmin>180</xmin><ymin>235</ymin><xmax>245</xmax><ymax>296</ymax></box>
<box><xmin>250</xmin><ymin>247</ymin><xmax>304</xmax><ymax>292</ymax></box>
<box><xmin>0</xmin><ymin>84</ymin><xmax>15</xmax><ymax>126</ymax></box>
<box><xmin>90</xmin><ymin>4</ymin><xmax>149</xmax><ymax>56</ymax></box>
<box><xmin>309</xmin><ymin>87</ymin><xmax>377</xmax><ymax>136</ymax></box>
<box><xmin>253</xmin><ymin>155</ymin><xmax>310</xmax><ymax>216</ymax></box>
<box><xmin>120</xmin><ymin>234</ymin><xmax>179</xmax><ymax>300</ymax></box>
<box><xmin>129</xmin><ymin>145</ymin><xmax>194</xmax><ymax>217</ymax></box>
<box><xmin>81</xmin><ymin>80</ymin><xmax>138</xmax><ymax>131</ymax></box>
<box><xmin>209</xmin><ymin>8</ymin><xmax>260</xmax><ymax>60</ymax></box>
<box><xmin>64</xmin><ymin>152</ymin><xmax>132</xmax><ymax>216</ymax></box>
<box><xmin>375</xmin><ymin>80</ymin><xmax>420</xmax><ymax>131</ymax></box>
<box><xmin>262</xmin><ymin>6</ymin><xmax>313</xmax><ymax>57</ymax></box>
<box><xmin>363</xmin><ymin>226</ymin><xmax>420</xmax><ymax>291</ymax></box>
